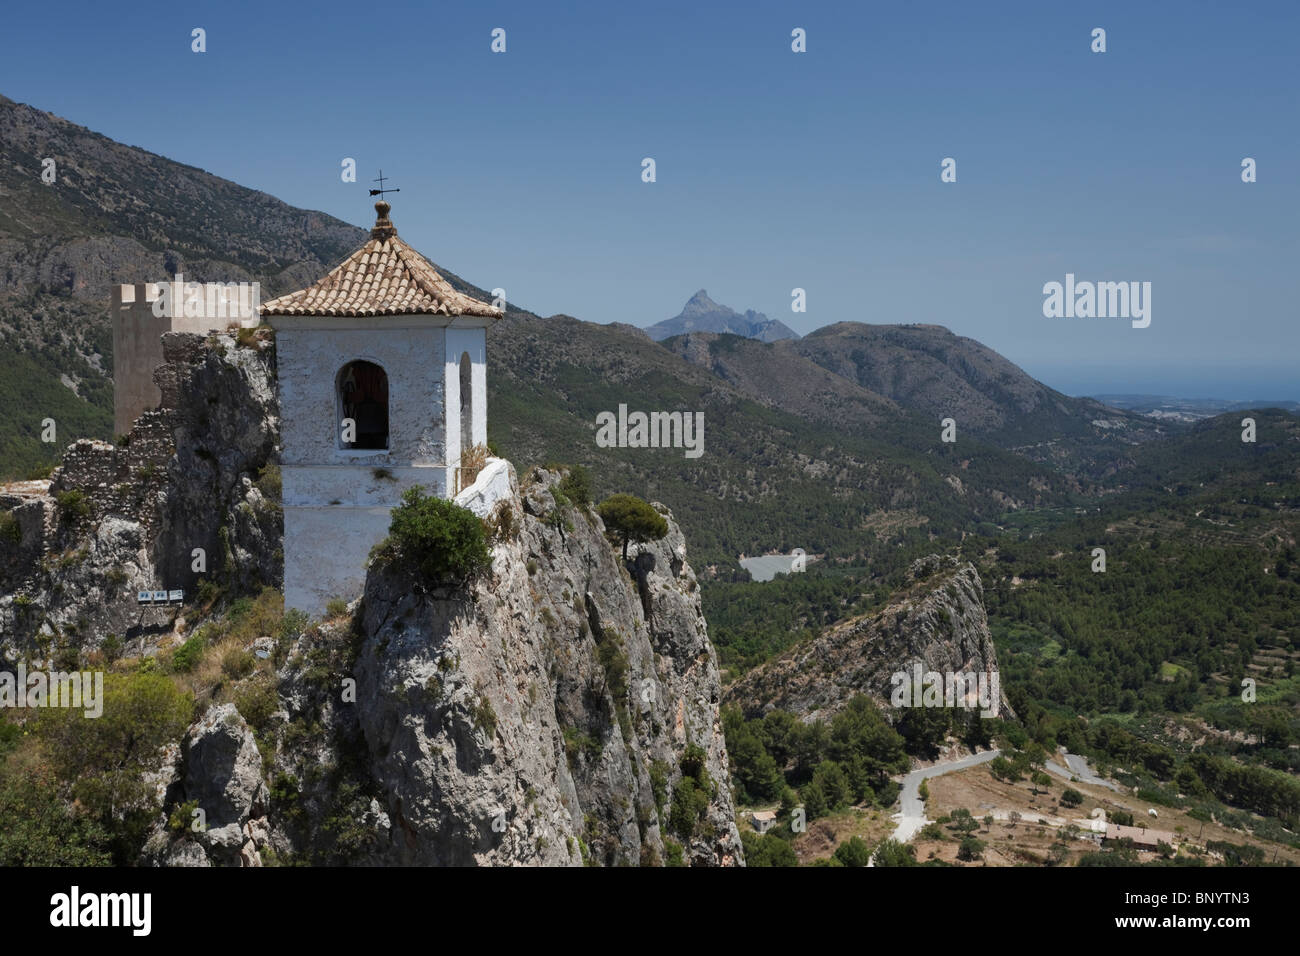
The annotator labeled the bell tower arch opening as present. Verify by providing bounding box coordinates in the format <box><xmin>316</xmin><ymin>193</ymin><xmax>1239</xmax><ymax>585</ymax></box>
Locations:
<box><xmin>337</xmin><ymin>359</ymin><xmax>389</xmax><ymax>450</ymax></box>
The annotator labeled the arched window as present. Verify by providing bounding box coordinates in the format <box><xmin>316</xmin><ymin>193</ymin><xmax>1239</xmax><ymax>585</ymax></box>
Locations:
<box><xmin>459</xmin><ymin>352</ymin><xmax>473</xmax><ymax>454</ymax></box>
<box><xmin>338</xmin><ymin>360</ymin><xmax>388</xmax><ymax>450</ymax></box>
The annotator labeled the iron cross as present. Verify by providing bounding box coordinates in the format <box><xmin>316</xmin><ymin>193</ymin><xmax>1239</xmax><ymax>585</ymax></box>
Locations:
<box><xmin>369</xmin><ymin>170</ymin><xmax>400</xmax><ymax>199</ymax></box>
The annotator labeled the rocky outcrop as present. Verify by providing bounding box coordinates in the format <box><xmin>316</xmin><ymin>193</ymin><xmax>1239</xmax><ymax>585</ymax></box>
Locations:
<box><xmin>316</xmin><ymin>465</ymin><xmax>740</xmax><ymax>866</ymax></box>
<box><xmin>145</xmin><ymin>464</ymin><xmax>742</xmax><ymax>867</ymax></box>
<box><xmin>0</xmin><ymin>331</ymin><xmax>280</xmax><ymax>658</ymax></box>
<box><xmin>145</xmin><ymin>703</ymin><xmax>272</xmax><ymax>867</ymax></box>
<box><xmin>726</xmin><ymin>555</ymin><xmax>1013</xmax><ymax>723</ymax></box>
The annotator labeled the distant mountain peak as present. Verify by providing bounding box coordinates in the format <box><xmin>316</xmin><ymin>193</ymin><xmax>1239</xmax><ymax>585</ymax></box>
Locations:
<box><xmin>646</xmin><ymin>290</ymin><xmax>800</xmax><ymax>343</ymax></box>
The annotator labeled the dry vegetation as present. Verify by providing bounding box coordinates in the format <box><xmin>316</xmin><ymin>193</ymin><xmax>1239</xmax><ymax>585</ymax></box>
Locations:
<box><xmin>921</xmin><ymin>762</ymin><xmax>1300</xmax><ymax>867</ymax></box>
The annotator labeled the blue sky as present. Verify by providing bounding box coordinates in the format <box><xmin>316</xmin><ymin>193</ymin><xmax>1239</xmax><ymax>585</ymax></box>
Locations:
<box><xmin>2</xmin><ymin>0</ymin><xmax>1296</xmax><ymax>398</ymax></box>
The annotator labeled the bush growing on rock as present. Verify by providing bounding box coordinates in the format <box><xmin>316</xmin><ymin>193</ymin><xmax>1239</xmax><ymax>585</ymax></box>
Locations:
<box><xmin>171</xmin><ymin>634</ymin><xmax>204</xmax><ymax>673</ymax></box>
<box><xmin>668</xmin><ymin>776</ymin><xmax>710</xmax><ymax>840</ymax></box>
<box><xmin>31</xmin><ymin>672</ymin><xmax>191</xmax><ymax>861</ymax></box>
<box><xmin>55</xmin><ymin>489</ymin><xmax>90</xmax><ymax>523</ymax></box>
<box><xmin>0</xmin><ymin>751</ymin><xmax>113</xmax><ymax>865</ymax></box>
<box><xmin>0</xmin><ymin>511</ymin><xmax>21</xmax><ymax>546</ymax></box>
<box><xmin>381</xmin><ymin>487</ymin><xmax>491</xmax><ymax>585</ymax></box>
<box><xmin>558</xmin><ymin>465</ymin><xmax>592</xmax><ymax>509</ymax></box>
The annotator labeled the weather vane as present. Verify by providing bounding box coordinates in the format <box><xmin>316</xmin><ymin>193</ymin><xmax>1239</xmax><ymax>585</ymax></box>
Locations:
<box><xmin>369</xmin><ymin>170</ymin><xmax>400</xmax><ymax>200</ymax></box>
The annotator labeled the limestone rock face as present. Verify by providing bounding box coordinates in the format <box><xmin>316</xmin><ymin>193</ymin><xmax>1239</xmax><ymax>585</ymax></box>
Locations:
<box><xmin>159</xmin><ymin>466</ymin><xmax>742</xmax><ymax>867</ymax></box>
<box><xmin>144</xmin><ymin>703</ymin><xmax>271</xmax><ymax>867</ymax></box>
<box><xmin>183</xmin><ymin>703</ymin><xmax>269</xmax><ymax>831</ymax></box>
<box><xmin>726</xmin><ymin>555</ymin><xmax>1013</xmax><ymax>723</ymax></box>
<box><xmin>350</xmin><ymin>466</ymin><xmax>742</xmax><ymax>866</ymax></box>
<box><xmin>0</xmin><ymin>331</ymin><xmax>280</xmax><ymax>658</ymax></box>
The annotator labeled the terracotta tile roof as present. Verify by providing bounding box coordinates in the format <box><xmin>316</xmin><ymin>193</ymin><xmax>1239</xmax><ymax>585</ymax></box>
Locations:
<box><xmin>261</xmin><ymin>201</ymin><xmax>502</xmax><ymax>319</ymax></box>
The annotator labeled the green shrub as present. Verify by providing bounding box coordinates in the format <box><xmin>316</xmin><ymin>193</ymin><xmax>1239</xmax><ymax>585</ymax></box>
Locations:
<box><xmin>0</xmin><ymin>761</ymin><xmax>112</xmax><ymax>865</ymax></box>
<box><xmin>872</xmin><ymin>838</ymin><xmax>919</xmax><ymax>867</ymax></box>
<box><xmin>663</xmin><ymin>838</ymin><xmax>685</xmax><ymax>867</ymax></box>
<box><xmin>384</xmin><ymin>487</ymin><xmax>491</xmax><ymax>585</ymax></box>
<box><xmin>668</xmin><ymin>777</ymin><xmax>710</xmax><ymax>840</ymax></box>
<box><xmin>255</xmin><ymin>463</ymin><xmax>281</xmax><ymax>502</ymax></box>
<box><xmin>833</xmin><ymin>835</ymin><xmax>872</xmax><ymax>867</ymax></box>
<box><xmin>1060</xmin><ymin>787</ymin><xmax>1084</xmax><ymax>808</ymax></box>
<box><xmin>195</xmin><ymin>577</ymin><xmax>222</xmax><ymax>607</ymax></box>
<box><xmin>742</xmin><ymin>831</ymin><xmax>798</xmax><ymax>866</ymax></box>
<box><xmin>957</xmin><ymin>835</ymin><xmax>985</xmax><ymax>861</ymax></box>
<box><xmin>649</xmin><ymin>759</ymin><xmax>671</xmax><ymax>818</ymax></box>
<box><xmin>34</xmin><ymin>672</ymin><xmax>192</xmax><ymax>831</ymax></box>
<box><xmin>325</xmin><ymin>597</ymin><xmax>349</xmax><ymax>619</ymax></box>
<box><xmin>0</xmin><ymin>511</ymin><xmax>21</xmax><ymax>546</ymax></box>
<box><xmin>220</xmin><ymin>646</ymin><xmax>255</xmax><ymax>680</ymax></box>
<box><xmin>234</xmin><ymin>675</ymin><xmax>279</xmax><ymax>733</ymax></box>
<box><xmin>172</xmin><ymin>635</ymin><xmax>205</xmax><ymax>673</ymax></box>
<box><xmin>100</xmin><ymin>634</ymin><xmax>123</xmax><ymax>663</ymax></box>
<box><xmin>473</xmin><ymin>694</ymin><xmax>497</xmax><ymax>738</ymax></box>
<box><xmin>55</xmin><ymin>489</ymin><xmax>90</xmax><ymax>523</ymax></box>
<box><xmin>168</xmin><ymin>800</ymin><xmax>200</xmax><ymax>834</ymax></box>
<box><xmin>558</xmin><ymin>465</ymin><xmax>592</xmax><ymax>508</ymax></box>
<box><xmin>919</xmin><ymin>821</ymin><xmax>947</xmax><ymax>841</ymax></box>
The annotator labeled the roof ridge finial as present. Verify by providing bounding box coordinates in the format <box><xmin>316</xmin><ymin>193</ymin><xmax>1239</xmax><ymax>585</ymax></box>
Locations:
<box><xmin>368</xmin><ymin>169</ymin><xmax>399</xmax><ymax>240</ymax></box>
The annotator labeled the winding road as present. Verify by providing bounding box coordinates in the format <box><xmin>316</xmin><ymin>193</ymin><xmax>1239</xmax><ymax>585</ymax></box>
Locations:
<box><xmin>868</xmin><ymin>747</ymin><xmax>1120</xmax><ymax>864</ymax></box>
<box><xmin>889</xmin><ymin>749</ymin><xmax>1002</xmax><ymax>845</ymax></box>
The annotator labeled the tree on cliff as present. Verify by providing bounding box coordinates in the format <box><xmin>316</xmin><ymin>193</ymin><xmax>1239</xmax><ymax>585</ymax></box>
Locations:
<box><xmin>596</xmin><ymin>494</ymin><xmax>668</xmax><ymax>560</ymax></box>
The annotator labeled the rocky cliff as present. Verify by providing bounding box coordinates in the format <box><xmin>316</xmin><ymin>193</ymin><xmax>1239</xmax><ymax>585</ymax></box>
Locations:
<box><xmin>2</xmin><ymin>330</ymin><xmax>741</xmax><ymax>866</ymax></box>
<box><xmin>0</xmin><ymin>330</ymin><xmax>280</xmax><ymax>660</ymax></box>
<box><xmin>725</xmin><ymin>555</ymin><xmax>1013</xmax><ymax>723</ymax></box>
<box><xmin>142</xmin><ymin>463</ymin><xmax>742</xmax><ymax>867</ymax></box>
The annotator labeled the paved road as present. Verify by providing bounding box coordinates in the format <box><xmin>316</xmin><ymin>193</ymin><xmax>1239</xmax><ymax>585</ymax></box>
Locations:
<box><xmin>888</xmin><ymin>749</ymin><xmax>1002</xmax><ymax>845</ymax></box>
<box><xmin>1046</xmin><ymin>751</ymin><xmax>1121</xmax><ymax>792</ymax></box>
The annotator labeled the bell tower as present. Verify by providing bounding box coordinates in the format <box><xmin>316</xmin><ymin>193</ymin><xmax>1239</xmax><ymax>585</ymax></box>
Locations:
<box><xmin>261</xmin><ymin>199</ymin><xmax>501</xmax><ymax>614</ymax></box>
